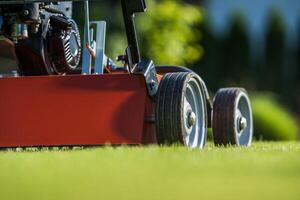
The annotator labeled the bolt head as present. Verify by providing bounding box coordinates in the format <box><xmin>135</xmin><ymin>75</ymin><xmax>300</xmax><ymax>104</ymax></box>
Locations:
<box><xmin>239</xmin><ymin>117</ymin><xmax>247</xmax><ymax>131</ymax></box>
<box><xmin>23</xmin><ymin>10</ymin><xmax>29</xmax><ymax>16</ymax></box>
<box><xmin>187</xmin><ymin>111</ymin><xmax>196</xmax><ymax>128</ymax></box>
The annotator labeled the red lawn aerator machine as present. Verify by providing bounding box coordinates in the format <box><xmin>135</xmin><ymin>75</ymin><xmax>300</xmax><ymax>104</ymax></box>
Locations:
<box><xmin>0</xmin><ymin>0</ymin><xmax>253</xmax><ymax>149</ymax></box>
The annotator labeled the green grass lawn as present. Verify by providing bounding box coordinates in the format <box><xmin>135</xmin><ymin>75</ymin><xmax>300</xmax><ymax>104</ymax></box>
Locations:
<box><xmin>0</xmin><ymin>142</ymin><xmax>299</xmax><ymax>200</ymax></box>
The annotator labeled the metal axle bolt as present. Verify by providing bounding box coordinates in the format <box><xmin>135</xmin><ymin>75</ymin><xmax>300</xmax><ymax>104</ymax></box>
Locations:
<box><xmin>239</xmin><ymin>116</ymin><xmax>247</xmax><ymax>131</ymax></box>
<box><xmin>187</xmin><ymin>111</ymin><xmax>196</xmax><ymax>128</ymax></box>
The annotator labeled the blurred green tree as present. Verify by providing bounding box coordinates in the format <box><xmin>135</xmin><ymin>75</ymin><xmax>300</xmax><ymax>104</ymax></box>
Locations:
<box><xmin>263</xmin><ymin>9</ymin><xmax>286</xmax><ymax>94</ymax></box>
<box><xmin>297</xmin><ymin>20</ymin><xmax>300</xmax><ymax>113</ymax></box>
<box><xmin>193</xmin><ymin>17</ymin><xmax>223</xmax><ymax>91</ymax></box>
<box><xmin>73</xmin><ymin>0</ymin><xmax>204</xmax><ymax>66</ymax></box>
<box><xmin>221</xmin><ymin>12</ymin><xmax>251</xmax><ymax>87</ymax></box>
<box><xmin>137</xmin><ymin>0</ymin><xmax>203</xmax><ymax>65</ymax></box>
<box><xmin>136</xmin><ymin>0</ymin><xmax>204</xmax><ymax>66</ymax></box>
<box><xmin>195</xmin><ymin>12</ymin><xmax>251</xmax><ymax>92</ymax></box>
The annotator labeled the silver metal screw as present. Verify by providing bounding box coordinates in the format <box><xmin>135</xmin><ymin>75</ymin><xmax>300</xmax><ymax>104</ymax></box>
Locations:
<box><xmin>187</xmin><ymin>111</ymin><xmax>196</xmax><ymax>128</ymax></box>
<box><xmin>239</xmin><ymin>116</ymin><xmax>247</xmax><ymax>131</ymax></box>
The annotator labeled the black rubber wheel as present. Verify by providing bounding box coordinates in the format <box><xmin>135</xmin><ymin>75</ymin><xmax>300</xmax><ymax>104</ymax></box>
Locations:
<box><xmin>156</xmin><ymin>65</ymin><xmax>213</xmax><ymax>128</ymax></box>
<box><xmin>156</xmin><ymin>72</ymin><xmax>207</xmax><ymax>148</ymax></box>
<box><xmin>212</xmin><ymin>88</ymin><xmax>253</xmax><ymax>146</ymax></box>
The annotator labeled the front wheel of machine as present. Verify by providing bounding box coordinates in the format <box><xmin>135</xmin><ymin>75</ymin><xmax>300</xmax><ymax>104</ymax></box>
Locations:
<box><xmin>156</xmin><ymin>72</ymin><xmax>207</xmax><ymax>149</ymax></box>
<box><xmin>212</xmin><ymin>88</ymin><xmax>253</xmax><ymax>147</ymax></box>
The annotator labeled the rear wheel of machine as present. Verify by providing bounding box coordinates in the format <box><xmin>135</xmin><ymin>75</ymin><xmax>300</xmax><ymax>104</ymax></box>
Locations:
<box><xmin>156</xmin><ymin>72</ymin><xmax>207</xmax><ymax>149</ymax></box>
<box><xmin>212</xmin><ymin>88</ymin><xmax>253</xmax><ymax>146</ymax></box>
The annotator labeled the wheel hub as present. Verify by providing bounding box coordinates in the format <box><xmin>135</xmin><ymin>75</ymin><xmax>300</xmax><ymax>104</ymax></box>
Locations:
<box><xmin>187</xmin><ymin>111</ymin><xmax>196</xmax><ymax>128</ymax></box>
<box><xmin>184</xmin><ymin>101</ymin><xmax>196</xmax><ymax>132</ymax></box>
<box><xmin>237</xmin><ymin>110</ymin><xmax>247</xmax><ymax>133</ymax></box>
<box><xmin>180</xmin><ymin>77</ymin><xmax>206</xmax><ymax>148</ymax></box>
<box><xmin>239</xmin><ymin>116</ymin><xmax>247</xmax><ymax>130</ymax></box>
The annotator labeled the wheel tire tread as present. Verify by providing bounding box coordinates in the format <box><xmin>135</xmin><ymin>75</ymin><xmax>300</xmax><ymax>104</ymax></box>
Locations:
<box><xmin>213</xmin><ymin>87</ymin><xmax>249</xmax><ymax>146</ymax></box>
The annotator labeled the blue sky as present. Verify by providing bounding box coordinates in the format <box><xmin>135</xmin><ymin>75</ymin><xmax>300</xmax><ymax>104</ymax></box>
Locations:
<box><xmin>204</xmin><ymin>0</ymin><xmax>300</xmax><ymax>48</ymax></box>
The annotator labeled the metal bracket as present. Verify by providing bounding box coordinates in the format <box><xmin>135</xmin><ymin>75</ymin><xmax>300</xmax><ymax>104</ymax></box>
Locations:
<box><xmin>81</xmin><ymin>1</ymin><xmax>107</xmax><ymax>74</ymax></box>
<box><xmin>134</xmin><ymin>59</ymin><xmax>159</xmax><ymax>98</ymax></box>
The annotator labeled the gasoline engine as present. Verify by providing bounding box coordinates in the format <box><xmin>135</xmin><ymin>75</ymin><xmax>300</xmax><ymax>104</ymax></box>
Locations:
<box><xmin>0</xmin><ymin>2</ymin><xmax>81</xmax><ymax>75</ymax></box>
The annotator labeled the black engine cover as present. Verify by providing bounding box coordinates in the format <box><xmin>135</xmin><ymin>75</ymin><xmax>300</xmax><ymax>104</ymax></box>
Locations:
<box><xmin>15</xmin><ymin>4</ymin><xmax>81</xmax><ymax>76</ymax></box>
<box><xmin>47</xmin><ymin>16</ymin><xmax>81</xmax><ymax>74</ymax></box>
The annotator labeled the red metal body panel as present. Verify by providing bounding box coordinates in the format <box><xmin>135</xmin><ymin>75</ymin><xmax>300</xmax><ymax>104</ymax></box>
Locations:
<box><xmin>0</xmin><ymin>74</ymin><xmax>156</xmax><ymax>147</ymax></box>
